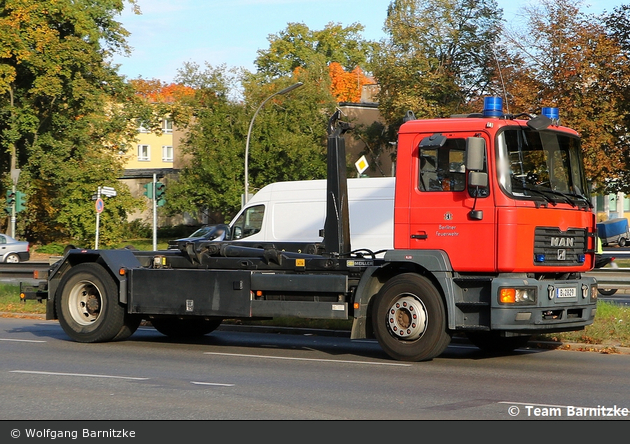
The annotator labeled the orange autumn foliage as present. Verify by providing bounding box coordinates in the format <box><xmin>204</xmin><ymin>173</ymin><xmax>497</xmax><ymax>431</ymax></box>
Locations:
<box><xmin>328</xmin><ymin>62</ymin><xmax>374</xmax><ymax>103</ymax></box>
<box><xmin>130</xmin><ymin>79</ymin><xmax>195</xmax><ymax>103</ymax></box>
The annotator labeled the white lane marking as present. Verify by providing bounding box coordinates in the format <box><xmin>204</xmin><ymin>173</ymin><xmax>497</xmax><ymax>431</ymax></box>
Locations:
<box><xmin>203</xmin><ymin>352</ymin><xmax>412</xmax><ymax>366</ymax></box>
<box><xmin>10</xmin><ymin>370</ymin><xmax>149</xmax><ymax>380</ymax></box>
<box><xmin>0</xmin><ymin>338</ymin><xmax>46</xmax><ymax>343</ymax></box>
<box><xmin>190</xmin><ymin>381</ymin><xmax>235</xmax><ymax>387</ymax></box>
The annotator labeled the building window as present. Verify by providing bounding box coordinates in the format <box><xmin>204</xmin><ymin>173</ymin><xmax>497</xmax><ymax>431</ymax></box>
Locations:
<box><xmin>138</xmin><ymin>145</ymin><xmax>150</xmax><ymax>161</ymax></box>
<box><xmin>137</xmin><ymin>120</ymin><xmax>150</xmax><ymax>133</ymax></box>
<box><xmin>162</xmin><ymin>119</ymin><xmax>173</xmax><ymax>134</ymax></box>
<box><xmin>162</xmin><ymin>145</ymin><xmax>173</xmax><ymax>162</ymax></box>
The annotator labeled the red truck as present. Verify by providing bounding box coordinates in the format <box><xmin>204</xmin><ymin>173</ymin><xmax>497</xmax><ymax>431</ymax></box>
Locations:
<box><xmin>22</xmin><ymin>97</ymin><xmax>598</xmax><ymax>361</ymax></box>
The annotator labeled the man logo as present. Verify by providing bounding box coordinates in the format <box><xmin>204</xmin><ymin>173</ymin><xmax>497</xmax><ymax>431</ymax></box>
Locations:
<box><xmin>557</xmin><ymin>249</ymin><xmax>566</xmax><ymax>260</ymax></box>
<box><xmin>551</xmin><ymin>237</ymin><xmax>574</xmax><ymax>247</ymax></box>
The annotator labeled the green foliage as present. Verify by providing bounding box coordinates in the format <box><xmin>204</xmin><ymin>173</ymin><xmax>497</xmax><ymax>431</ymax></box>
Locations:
<box><xmin>0</xmin><ymin>0</ymin><xmax>145</xmax><ymax>245</ymax></box>
<box><xmin>372</xmin><ymin>0</ymin><xmax>503</xmax><ymax>125</ymax></box>
<box><xmin>255</xmin><ymin>22</ymin><xmax>372</xmax><ymax>78</ymax></box>
<box><xmin>164</xmin><ymin>60</ymin><xmax>336</xmax><ymax>221</ymax></box>
<box><xmin>33</xmin><ymin>242</ymin><xmax>68</xmax><ymax>255</ymax></box>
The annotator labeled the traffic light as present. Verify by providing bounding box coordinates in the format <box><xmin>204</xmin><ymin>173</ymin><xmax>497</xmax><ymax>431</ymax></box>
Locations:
<box><xmin>6</xmin><ymin>191</ymin><xmax>15</xmax><ymax>205</ymax></box>
<box><xmin>5</xmin><ymin>191</ymin><xmax>15</xmax><ymax>214</ymax></box>
<box><xmin>143</xmin><ymin>182</ymin><xmax>153</xmax><ymax>199</ymax></box>
<box><xmin>155</xmin><ymin>181</ymin><xmax>166</xmax><ymax>207</ymax></box>
<box><xmin>15</xmin><ymin>191</ymin><xmax>27</xmax><ymax>213</ymax></box>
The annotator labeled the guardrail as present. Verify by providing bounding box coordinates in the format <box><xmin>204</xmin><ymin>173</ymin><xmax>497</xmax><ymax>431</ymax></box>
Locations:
<box><xmin>0</xmin><ymin>262</ymin><xmax>53</xmax><ymax>280</ymax></box>
<box><xmin>584</xmin><ymin>268</ymin><xmax>630</xmax><ymax>290</ymax></box>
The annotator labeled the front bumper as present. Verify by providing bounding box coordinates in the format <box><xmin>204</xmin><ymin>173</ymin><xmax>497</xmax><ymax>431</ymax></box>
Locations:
<box><xmin>490</xmin><ymin>275</ymin><xmax>597</xmax><ymax>332</ymax></box>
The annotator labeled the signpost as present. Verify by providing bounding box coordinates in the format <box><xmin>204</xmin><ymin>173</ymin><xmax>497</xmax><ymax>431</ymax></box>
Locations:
<box><xmin>9</xmin><ymin>169</ymin><xmax>19</xmax><ymax>238</ymax></box>
<box><xmin>94</xmin><ymin>186</ymin><xmax>117</xmax><ymax>250</ymax></box>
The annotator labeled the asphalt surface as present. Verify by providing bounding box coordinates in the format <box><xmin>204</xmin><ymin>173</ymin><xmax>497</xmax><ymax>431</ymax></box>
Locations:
<box><xmin>2</xmin><ymin>311</ymin><xmax>629</xmax><ymax>356</ymax></box>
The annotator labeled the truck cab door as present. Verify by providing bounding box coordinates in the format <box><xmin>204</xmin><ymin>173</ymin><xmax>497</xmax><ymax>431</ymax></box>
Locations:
<box><xmin>406</xmin><ymin>132</ymin><xmax>496</xmax><ymax>272</ymax></box>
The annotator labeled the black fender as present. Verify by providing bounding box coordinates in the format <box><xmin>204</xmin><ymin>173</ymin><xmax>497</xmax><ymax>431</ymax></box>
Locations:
<box><xmin>48</xmin><ymin>249</ymin><xmax>142</xmax><ymax>316</ymax></box>
<box><xmin>350</xmin><ymin>249</ymin><xmax>458</xmax><ymax>339</ymax></box>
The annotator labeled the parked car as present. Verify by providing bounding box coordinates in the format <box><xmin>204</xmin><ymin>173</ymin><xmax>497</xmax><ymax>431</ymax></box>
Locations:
<box><xmin>167</xmin><ymin>224</ymin><xmax>230</xmax><ymax>250</ymax></box>
<box><xmin>0</xmin><ymin>234</ymin><xmax>30</xmax><ymax>262</ymax></box>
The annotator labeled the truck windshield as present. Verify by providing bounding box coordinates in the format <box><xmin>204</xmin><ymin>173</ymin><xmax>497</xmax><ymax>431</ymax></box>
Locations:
<box><xmin>497</xmin><ymin>128</ymin><xmax>591</xmax><ymax>208</ymax></box>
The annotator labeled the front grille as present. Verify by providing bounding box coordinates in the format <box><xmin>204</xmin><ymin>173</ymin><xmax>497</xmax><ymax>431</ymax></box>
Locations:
<box><xmin>534</xmin><ymin>226</ymin><xmax>587</xmax><ymax>266</ymax></box>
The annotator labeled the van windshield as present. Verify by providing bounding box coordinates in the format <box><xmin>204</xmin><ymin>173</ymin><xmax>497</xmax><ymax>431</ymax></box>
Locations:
<box><xmin>231</xmin><ymin>205</ymin><xmax>264</xmax><ymax>239</ymax></box>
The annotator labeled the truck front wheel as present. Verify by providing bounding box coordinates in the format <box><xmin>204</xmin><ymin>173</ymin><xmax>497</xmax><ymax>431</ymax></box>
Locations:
<box><xmin>56</xmin><ymin>263</ymin><xmax>140</xmax><ymax>343</ymax></box>
<box><xmin>372</xmin><ymin>273</ymin><xmax>451</xmax><ymax>361</ymax></box>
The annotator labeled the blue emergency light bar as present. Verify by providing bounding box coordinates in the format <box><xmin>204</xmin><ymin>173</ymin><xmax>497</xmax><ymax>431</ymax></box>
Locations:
<box><xmin>542</xmin><ymin>107</ymin><xmax>559</xmax><ymax>120</ymax></box>
<box><xmin>483</xmin><ymin>96</ymin><xmax>503</xmax><ymax>117</ymax></box>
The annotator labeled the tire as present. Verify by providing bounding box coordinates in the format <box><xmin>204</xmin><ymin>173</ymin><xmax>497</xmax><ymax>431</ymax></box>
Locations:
<box><xmin>372</xmin><ymin>273</ymin><xmax>451</xmax><ymax>361</ymax></box>
<box><xmin>598</xmin><ymin>288</ymin><xmax>618</xmax><ymax>296</ymax></box>
<box><xmin>55</xmin><ymin>263</ymin><xmax>140</xmax><ymax>343</ymax></box>
<box><xmin>466</xmin><ymin>331</ymin><xmax>531</xmax><ymax>354</ymax></box>
<box><xmin>5</xmin><ymin>253</ymin><xmax>20</xmax><ymax>263</ymax></box>
<box><xmin>618</xmin><ymin>237</ymin><xmax>627</xmax><ymax>247</ymax></box>
<box><xmin>151</xmin><ymin>317</ymin><xmax>223</xmax><ymax>339</ymax></box>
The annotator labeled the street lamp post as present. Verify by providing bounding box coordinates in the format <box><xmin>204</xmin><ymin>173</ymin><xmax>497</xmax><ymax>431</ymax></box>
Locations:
<box><xmin>244</xmin><ymin>81</ymin><xmax>303</xmax><ymax>206</ymax></box>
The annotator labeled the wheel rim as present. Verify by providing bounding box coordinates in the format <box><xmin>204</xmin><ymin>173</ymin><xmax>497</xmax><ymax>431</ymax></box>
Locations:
<box><xmin>386</xmin><ymin>295</ymin><xmax>427</xmax><ymax>340</ymax></box>
<box><xmin>67</xmin><ymin>280</ymin><xmax>102</xmax><ymax>325</ymax></box>
<box><xmin>6</xmin><ymin>254</ymin><xmax>18</xmax><ymax>263</ymax></box>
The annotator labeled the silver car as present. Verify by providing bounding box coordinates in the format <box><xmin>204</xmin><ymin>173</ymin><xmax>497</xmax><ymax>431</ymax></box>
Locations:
<box><xmin>0</xmin><ymin>234</ymin><xmax>30</xmax><ymax>262</ymax></box>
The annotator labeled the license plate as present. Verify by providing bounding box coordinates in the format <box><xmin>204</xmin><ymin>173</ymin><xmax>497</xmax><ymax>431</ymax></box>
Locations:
<box><xmin>556</xmin><ymin>287</ymin><xmax>576</xmax><ymax>298</ymax></box>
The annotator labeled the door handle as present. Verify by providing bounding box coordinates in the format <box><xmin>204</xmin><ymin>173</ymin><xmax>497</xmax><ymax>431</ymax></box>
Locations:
<box><xmin>411</xmin><ymin>232</ymin><xmax>428</xmax><ymax>240</ymax></box>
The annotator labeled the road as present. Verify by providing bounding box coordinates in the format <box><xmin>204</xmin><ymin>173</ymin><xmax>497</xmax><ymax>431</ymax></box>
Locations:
<box><xmin>1</xmin><ymin>317</ymin><xmax>630</xmax><ymax>421</ymax></box>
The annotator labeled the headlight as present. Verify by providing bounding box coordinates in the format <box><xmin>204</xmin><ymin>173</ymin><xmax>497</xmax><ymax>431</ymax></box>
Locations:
<box><xmin>498</xmin><ymin>287</ymin><xmax>537</xmax><ymax>305</ymax></box>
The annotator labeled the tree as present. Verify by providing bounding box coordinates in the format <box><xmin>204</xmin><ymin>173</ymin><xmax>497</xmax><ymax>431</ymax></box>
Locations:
<box><xmin>165</xmin><ymin>59</ymin><xmax>338</xmax><ymax>221</ymax></box>
<box><xmin>328</xmin><ymin>62</ymin><xmax>374</xmax><ymax>103</ymax></box>
<box><xmin>255</xmin><ymin>22</ymin><xmax>372</xmax><ymax>79</ymax></box>
<box><xmin>162</xmin><ymin>63</ymin><xmax>248</xmax><ymax>221</ymax></box>
<box><xmin>0</xmin><ymin>0</ymin><xmax>144</xmax><ymax>245</ymax></box>
<box><xmin>500</xmin><ymin>0</ymin><xmax>630</xmax><ymax>192</ymax></box>
<box><xmin>372</xmin><ymin>0</ymin><xmax>503</xmax><ymax>124</ymax></box>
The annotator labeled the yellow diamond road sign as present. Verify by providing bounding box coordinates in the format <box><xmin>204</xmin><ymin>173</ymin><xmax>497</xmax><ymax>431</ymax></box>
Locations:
<box><xmin>355</xmin><ymin>155</ymin><xmax>369</xmax><ymax>175</ymax></box>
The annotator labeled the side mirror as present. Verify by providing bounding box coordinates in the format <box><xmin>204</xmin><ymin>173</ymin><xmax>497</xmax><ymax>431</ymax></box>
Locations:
<box><xmin>468</xmin><ymin>171</ymin><xmax>488</xmax><ymax>188</ymax></box>
<box><xmin>466</xmin><ymin>137</ymin><xmax>486</xmax><ymax>171</ymax></box>
<box><xmin>233</xmin><ymin>226</ymin><xmax>242</xmax><ymax>239</ymax></box>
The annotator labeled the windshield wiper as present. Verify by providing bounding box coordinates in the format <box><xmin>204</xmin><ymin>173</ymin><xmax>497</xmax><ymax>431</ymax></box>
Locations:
<box><xmin>513</xmin><ymin>185</ymin><xmax>557</xmax><ymax>205</ymax></box>
<box><xmin>564</xmin><ymin>192</ymin><xmax>594</xmax><ymax>209</ymax></box>
<box><xmin>536</xmin><ymin>189</ymin><xmax>577</xmax><ymax>207</ymax></box>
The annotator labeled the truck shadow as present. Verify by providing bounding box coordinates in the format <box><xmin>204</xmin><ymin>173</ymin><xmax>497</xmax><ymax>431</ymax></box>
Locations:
<box><xmin>129</xmin><ymin>325</ymin><xmax>549</xmax><ymax>363</ymax></box>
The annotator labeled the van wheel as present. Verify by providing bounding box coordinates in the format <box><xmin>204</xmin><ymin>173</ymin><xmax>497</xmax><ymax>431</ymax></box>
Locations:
<box><xmin>56</xmin><ymin>263</ymin><xmax>139</xmax><ymax>343</ymax></box>
<box><xmin>151</xmin><ymin>317</ymin><xmax>223</xmax><ymax>338</ymax></box>
<box><xmin>619</xmin><ymin>237</ymin><xmax>627</xmax><ymax>247</ymax></box>
<box><xmin>372</xmin><ymin>273</ymin><xmax>450</xmax><ymax>361</ymax></box>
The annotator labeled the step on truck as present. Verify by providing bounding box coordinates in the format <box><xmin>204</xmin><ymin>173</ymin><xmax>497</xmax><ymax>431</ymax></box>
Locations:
<box><xmin>21</xmin><ymin>97</ymin><xmax>599</xmax><ymax>361</ymax></box>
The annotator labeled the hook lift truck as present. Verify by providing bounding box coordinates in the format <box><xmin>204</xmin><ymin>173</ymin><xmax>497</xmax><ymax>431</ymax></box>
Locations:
<box><xmin>21</xmin><ymin>97</ymin><xmax>599</xmax><ymax>361</ymax></box>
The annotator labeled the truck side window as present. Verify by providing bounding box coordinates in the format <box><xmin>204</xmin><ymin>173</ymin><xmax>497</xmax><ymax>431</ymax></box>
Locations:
<box><xmin>419</xmin><ymin>138</ymin><xmax>466</xmax><ymax>192</ymax></box>
<box><xmin>231</xmin><ymin>205</ymin><xmax>264</xmax><ymax>239</ymax></box>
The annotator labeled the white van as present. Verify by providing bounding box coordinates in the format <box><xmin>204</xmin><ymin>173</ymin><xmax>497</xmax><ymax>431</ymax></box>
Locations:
<box><xmin>229</xmin><ymin>177</ymin><xmax>395</xmax><ymax>254</ymax></box>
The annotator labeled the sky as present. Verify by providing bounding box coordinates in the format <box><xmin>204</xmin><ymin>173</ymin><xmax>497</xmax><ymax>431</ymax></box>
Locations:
<box><xmin>109</xmin><ymin>0</ymin><xmax>626</xmax><ymax>84</ymax></box>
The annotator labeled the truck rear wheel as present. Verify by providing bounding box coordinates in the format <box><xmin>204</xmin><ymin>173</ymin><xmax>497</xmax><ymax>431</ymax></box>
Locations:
<box><xmin>151</xmin><ymin>317</ymin><xmax>223</xmax><ymax>338</ymax></box>
<box><xmin>372</xmin><ymin>273</ymin><xmax>451</xmax><ymax>361</ymax></box>
<box><xmin>55</xmin><ymin>263</ymin><xmax>140</xmax><ymax>343</ymax></box>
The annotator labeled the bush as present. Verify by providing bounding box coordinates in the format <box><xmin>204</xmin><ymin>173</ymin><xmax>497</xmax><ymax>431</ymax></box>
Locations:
<box><xmin>124</xmin><ymin>220</ymin><xmax>152</xmax><ymax>239</ymax></box>
<box><xmin>34</xmin><ymin>242</ymin><xmax>71</xmax><ymax>255</ymax></box>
